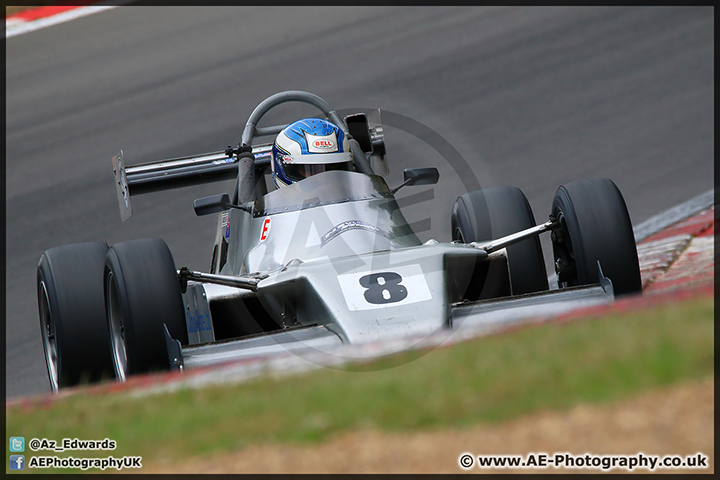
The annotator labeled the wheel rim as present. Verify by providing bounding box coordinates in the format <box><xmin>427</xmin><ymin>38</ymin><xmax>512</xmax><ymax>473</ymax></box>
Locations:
<box><xmin>454</xmin><ymin>227</ymin><xmax>466</xmax><ymax>244</ymax></box>
<box><xmin>552</xmin><ymin>211</ymin><xmax>578</xmax><ymax>288</ymax></box>
<box><xmin>106</xmin><ymin>272</ymin><xmax>128</xmax><ymax>382</ymax></box>
<box><xmin>39</xmin><ymin>281</ymin><xmax>60</xmax><ymax>393</ymax></box>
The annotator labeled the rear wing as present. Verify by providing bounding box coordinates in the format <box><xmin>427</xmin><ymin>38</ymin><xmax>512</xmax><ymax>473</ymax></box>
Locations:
<box><xmin>111</xmin><ymin>145</ymin><xmax>272</xmax><ymax>222</ymax></box>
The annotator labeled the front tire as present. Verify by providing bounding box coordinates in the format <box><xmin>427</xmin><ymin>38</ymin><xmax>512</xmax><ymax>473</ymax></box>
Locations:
<box><xmin>104</xmin><ymin>238</ymin><xmax>188</xmax><ymax>380</ymax></box>
<box><xmin>451</xmin><ymin>186</ymin><xmax>549</xmax><ymax>296</ymax></box>
<box><xmin>37</xmin><ymin>242</ymin><xmax>115</xmax><ymax>392</ymax></box>
<box><xmin>551</xmin><ymin>178</ymin><xmax>642</xmax><ymax>296</ymax></box>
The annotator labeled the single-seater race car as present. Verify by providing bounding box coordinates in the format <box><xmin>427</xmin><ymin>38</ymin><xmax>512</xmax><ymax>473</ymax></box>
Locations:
<box><xmin>37</xmin><ymin>91</ymin><xmax>642</xmax><ymax>392</ymax></box>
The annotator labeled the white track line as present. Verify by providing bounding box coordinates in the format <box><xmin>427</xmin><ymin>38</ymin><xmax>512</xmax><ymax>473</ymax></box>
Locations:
<box><xmin>6</xmin><ymin>4</ymin><xmax>119</xmax><ymax>39</ymax></box>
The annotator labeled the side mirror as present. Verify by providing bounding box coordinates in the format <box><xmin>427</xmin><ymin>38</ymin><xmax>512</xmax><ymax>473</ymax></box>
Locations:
<box><xmin>193</xmin><ymin>194</ymin><xmax>232</xmax><ymax>216</ymax></box>
<box><xmin>403</xmin><ymin>167</ymin><xmax>439</xmax><ymax>186</ymax></box>
<box><xmin>391</xmin><ymin>167</ymin><xmax>440</xmax><ymax>194</ymax></box>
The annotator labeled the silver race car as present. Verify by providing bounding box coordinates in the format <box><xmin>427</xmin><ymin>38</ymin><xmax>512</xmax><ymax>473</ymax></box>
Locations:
<box><xmin>37</xmin><ymin>91</ymin><xmax>642</xmax><ymax>392</ymax></box>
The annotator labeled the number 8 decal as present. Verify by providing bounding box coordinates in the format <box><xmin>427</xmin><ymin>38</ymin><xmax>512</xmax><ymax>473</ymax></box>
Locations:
<box><xmin>358</xmin><ymin>272</ymin><xmax>408</xmax><ymax>304</ymax></box>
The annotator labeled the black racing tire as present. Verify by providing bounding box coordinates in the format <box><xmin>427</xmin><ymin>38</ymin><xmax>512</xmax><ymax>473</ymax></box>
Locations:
<box><xmin>451</xmin><ymin>186</ymin><xmax>549</xmax><ymax>296</ymax></box>
<box><xmin>37</xmin><ymin>242</ymin><xmax>115</xmax><ymax>392</ymax></box>
<box><xmin>104</xmin><ymin>238</ymin><xmax>188</xmax><ymax>380</ymax></box>
<box><xmin>551</xmin><ymin>178</ymin><xmax>642</xmax><ymax>296</ymax></box>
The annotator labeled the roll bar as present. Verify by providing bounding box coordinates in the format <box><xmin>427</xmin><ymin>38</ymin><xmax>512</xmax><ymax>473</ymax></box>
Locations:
<box><xmin>240</xmin><ymin>91</ymin><xmax>350</xmax><ymax>147</ymax></box>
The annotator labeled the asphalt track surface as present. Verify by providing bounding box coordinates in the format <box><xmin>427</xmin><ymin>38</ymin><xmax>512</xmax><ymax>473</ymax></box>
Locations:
<box><xmin>6</xmin><ymin>7</ymin><xmax>713</xmax><ymax>398</ymax></box>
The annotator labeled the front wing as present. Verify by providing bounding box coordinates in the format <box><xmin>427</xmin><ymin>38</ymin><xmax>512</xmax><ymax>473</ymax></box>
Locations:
<box><xmin>165</xmin><ymin>277</ymin><xmax>613</xmax><ymax>372</ymax></box>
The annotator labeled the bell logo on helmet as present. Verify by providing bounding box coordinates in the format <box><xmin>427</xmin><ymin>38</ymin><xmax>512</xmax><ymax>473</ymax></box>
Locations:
<box><xmin>306</xmin><ymin>132</ymin><xmax>339</xmax><ymax>153</ymax></box>
<box><xmin>313</xmin><ymin>139</ymin><xmax>335</xmax><ymax>149</ymax></box>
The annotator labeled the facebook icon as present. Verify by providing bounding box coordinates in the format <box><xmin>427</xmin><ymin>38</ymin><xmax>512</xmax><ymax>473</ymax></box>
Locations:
<box><xmin>9</xmin><ymin>455</ymin><xmax>25</xmax><ymax>470</ymax></box>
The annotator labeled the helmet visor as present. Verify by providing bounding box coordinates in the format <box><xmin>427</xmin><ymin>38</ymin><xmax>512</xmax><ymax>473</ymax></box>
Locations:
<box><xmin>283</xmin><ymin>160</ymin><xmax>354</xmax><ymax>182</ymax></box>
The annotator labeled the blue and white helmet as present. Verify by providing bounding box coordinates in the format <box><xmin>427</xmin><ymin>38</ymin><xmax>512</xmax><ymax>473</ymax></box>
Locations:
<box><xmin>271</xmin><ymin>118</ymin><xmax>354</xmax><ymax>188</ymax></box>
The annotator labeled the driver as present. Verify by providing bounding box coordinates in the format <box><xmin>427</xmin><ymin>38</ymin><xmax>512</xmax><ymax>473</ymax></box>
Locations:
<box><xmin>271</xmin><ymin>118</ymin><xmax>354</xmax><ymax>188</ymax></box>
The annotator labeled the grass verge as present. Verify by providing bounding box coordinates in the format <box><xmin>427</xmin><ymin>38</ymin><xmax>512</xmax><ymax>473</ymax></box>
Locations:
<box><xmin>6</xmin><ymin>295</ymin><xmax>713</xmax><ymax>473</ymax></box>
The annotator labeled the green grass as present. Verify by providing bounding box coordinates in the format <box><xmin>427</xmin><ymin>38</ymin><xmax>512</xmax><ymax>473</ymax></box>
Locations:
<box><xmin>6</xmin><ymin>295</ymin><xmax>713</xmax><ymax>472</ymax></box>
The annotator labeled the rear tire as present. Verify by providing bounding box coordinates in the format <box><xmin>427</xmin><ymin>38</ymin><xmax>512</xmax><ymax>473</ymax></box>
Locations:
<box><xmin>551</xmin><ymin>178</ymin><xmax>642</xmax><ymax>296</ymax></box>
<box><xmin>37</xmin><ymin>242</ymin><xmax>115</xmax><ymax>392</ymax></box>
<box><xmin>104</xmin><ymin>238</ymin><xmax>188</xmax><ymax>380</ymax></box>
<box><xmin>451</xmin><ymin>186</ymin><xmax>548</xmax><ymax>296</ymax></box>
